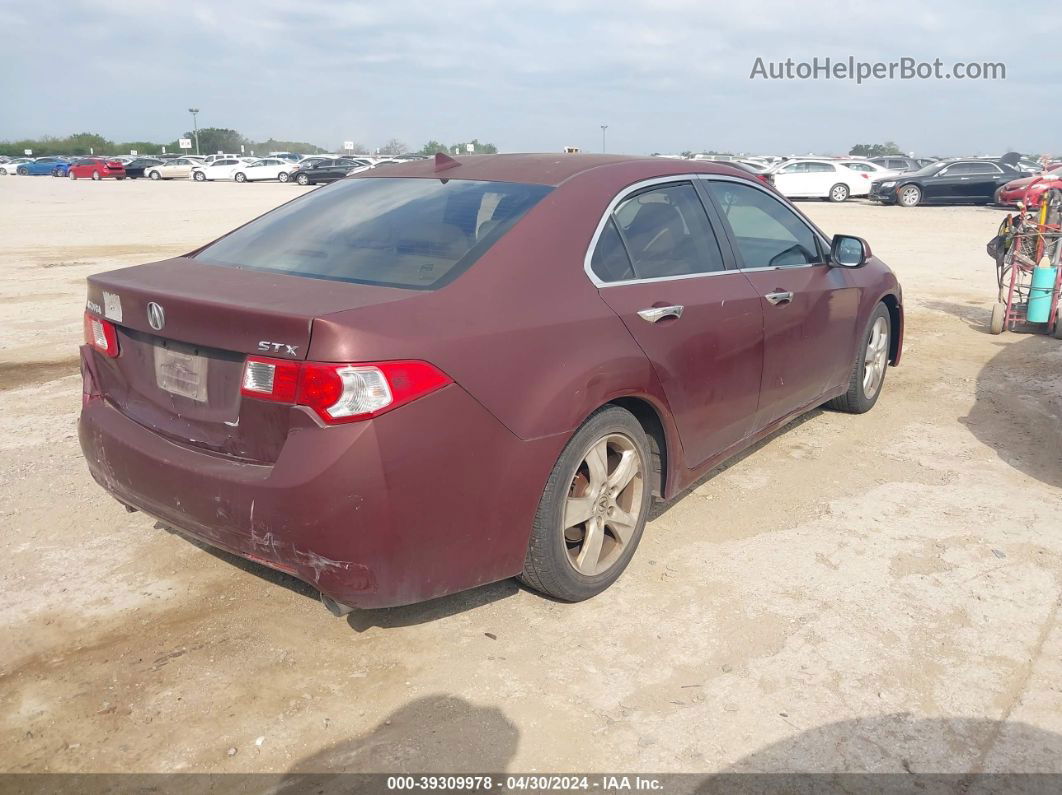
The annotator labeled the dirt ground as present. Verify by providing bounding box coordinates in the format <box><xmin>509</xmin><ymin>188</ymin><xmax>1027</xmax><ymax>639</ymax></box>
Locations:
<box><xmin>1</xmin><ymin>176</ymin><xmax>1060</xmax><ymax>777</ymax></box>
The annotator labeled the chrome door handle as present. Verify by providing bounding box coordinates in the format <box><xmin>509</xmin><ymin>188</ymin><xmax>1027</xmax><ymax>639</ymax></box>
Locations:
<box><xmin>764</xmin><ymin>290</ymin><xmax>793</xmax><ymax>305</ymax></box>
<box><xmin>637</xmin><ymin>305</ymin><xmax>684</xmax><ymax>323</ymax></box>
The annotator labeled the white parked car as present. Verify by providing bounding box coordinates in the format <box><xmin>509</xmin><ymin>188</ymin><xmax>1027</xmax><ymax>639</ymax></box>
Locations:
<box><xmin>233</xmin><ymin>158</ymin><xmax>296</xmax><ymax>183</ymax></box>
<box><xmin>0</xmin><ymin>157</ymin><xmax>32</xmax><ymax>175</ymax></box>
<box><xmin>838</xmin><ymin>159</ymin><xmax>900</xmax><ymax>180</ymax></box>
<box><xmin>191</xmin><ymin>158</ymin><xmax>247</xmax><ymax>181</ymax></box>
<box><xmin>767</xmin><ymin>158</ymin><xmax>869</xmax><ymax>201</ymax></box>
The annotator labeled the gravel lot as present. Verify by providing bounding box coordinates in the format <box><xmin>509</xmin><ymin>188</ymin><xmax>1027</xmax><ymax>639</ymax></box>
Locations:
<box><xmin>1</xmin><ymin>176</ymin><xmax>1060</xmax><ymax>776</ymax></box>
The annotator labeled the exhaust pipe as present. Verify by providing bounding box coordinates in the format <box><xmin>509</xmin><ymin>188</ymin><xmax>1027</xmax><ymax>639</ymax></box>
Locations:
<box><xmin>320</xmin><ymin>593</ymin><xmax>355</xmax><ymax>617</ymax></box>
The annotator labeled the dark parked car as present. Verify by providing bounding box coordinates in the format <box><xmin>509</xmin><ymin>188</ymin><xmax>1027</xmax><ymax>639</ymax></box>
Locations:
<box><xmin>124</xmin><ymin>158</ymin><xmax>164</xmax><ymax>179</ymax></box>
<box><xmin>291</xmin><ymin>158</ymin><xmax>360</xmax><ymax>185</ymax></box>
<box><xmin>869</xmin><ymin>159</ymin><xmax>1020</xmax><ymax>207</ymax></box>
<box><xmin>78</xmin><ymin>154</ymin><xmax>903</xmax><ymax>613</ymax></box>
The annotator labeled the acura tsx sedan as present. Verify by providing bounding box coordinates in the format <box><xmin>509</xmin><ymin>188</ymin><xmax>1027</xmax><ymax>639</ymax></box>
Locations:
<box><xmin>79</xmin><ymin>154</ymin><xmax>903</xmax><ymax>613</ymax></box>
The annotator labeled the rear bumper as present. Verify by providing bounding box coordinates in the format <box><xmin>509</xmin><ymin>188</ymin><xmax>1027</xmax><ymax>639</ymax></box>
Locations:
<box><xmin>78</xmin><ymin>346</ymin><xmax>561</xmax><ymax>609</ymax></box>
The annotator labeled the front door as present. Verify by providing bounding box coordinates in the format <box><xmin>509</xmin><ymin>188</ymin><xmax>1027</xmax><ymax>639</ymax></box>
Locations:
<box><xmin>702</xmin><ymin>179</ymin><xmax>860</xmax><ymax>427</ymax></box>
<box><xmin>590</xmin><ymin>180</ymin><xmax>765</xmax><ymax>468</ymax></box>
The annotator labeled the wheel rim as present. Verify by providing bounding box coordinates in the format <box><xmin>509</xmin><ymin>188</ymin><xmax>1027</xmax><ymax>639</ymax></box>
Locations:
<box><xmin>832</xmin><ymin>186</ymin><xmax>847</xmax><ymax>201</ymax></box>
<box><xmin>563</xmin><ymin>433</ymin><xmax>644</xmax><ymax>576</ymax></box>
<box><xmin>900</xmin><ymin>187</ymin><xmax>919</xmax><ymax>206</ymax></box>
<box><xmin>862</xmin><ymin>317</ymin><xmax>889</xmax><ymax>399</ymax></box>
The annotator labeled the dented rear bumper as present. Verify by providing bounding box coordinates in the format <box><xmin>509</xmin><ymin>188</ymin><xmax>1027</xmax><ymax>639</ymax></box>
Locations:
<box><xmin>78</xmin><ymin>346</ymin><xmax>558</xmax><ymax>609</ymax></box>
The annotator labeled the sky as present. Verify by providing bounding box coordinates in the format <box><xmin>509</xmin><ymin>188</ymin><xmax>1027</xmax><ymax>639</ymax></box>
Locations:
<box><xmin>3</xmin><ymin>0</ymin><xmax>1062</xmax><ymax>156</ymax></box>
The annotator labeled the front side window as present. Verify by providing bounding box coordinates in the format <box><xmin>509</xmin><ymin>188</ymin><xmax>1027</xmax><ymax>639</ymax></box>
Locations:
<box><xmin>197</xmin><ymin>177</ymin><xmax>552</xmax><ymax>290</ymax></box>
<box><xmin>707</xmin><ymin>181</ymin><xmax>822</xmax><ymax>268</ymax></box>
<box><xmin>807</xmin><ymin>162</ymin><xmax>836</xmax><ymax>172</ymax></box>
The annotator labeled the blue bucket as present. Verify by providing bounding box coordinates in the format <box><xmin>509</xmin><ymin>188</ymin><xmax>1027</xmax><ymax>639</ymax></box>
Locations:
<box><xmin>1027</xmin><ymin>267</ymin><xmax>1057</xmax><ymax>323</ymax></box>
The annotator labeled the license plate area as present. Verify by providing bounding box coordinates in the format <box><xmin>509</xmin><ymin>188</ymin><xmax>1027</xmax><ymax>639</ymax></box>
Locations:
<box><xmin>154</xmin><ymin>347</ymin><xmax>208</xmax><ymax>402</ymax></box>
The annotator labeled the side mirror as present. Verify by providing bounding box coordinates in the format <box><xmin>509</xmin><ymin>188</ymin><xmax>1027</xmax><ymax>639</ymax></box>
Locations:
<box><xmin>830</xmin><ymin>234</ymin><xmax>871</xmax><ymax>268</ymax></box>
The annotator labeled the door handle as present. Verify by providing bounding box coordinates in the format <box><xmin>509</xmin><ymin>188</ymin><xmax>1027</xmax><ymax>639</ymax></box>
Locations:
<box><xmin>764</xmin><ymin>290</ymin><xmax>793</xmax><ymax>305</ymax></box>
<box><xmin>637</xmin><ymin>305</ymin><xmax>684</xmax><ymax>323</ymax></box>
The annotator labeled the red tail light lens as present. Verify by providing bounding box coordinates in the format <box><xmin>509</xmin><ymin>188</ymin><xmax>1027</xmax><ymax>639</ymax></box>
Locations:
<box><xmin>240</xmin><ymin>357</ymin><xmax>451</xmax><ymax>424</ymax></box>
<box><xmin>83</xmin><ymin>311</ymin><xmax>119</xmax><ymax>357</ymax></box>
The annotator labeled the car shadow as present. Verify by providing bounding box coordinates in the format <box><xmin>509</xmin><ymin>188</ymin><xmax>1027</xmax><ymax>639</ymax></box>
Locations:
<box><xmin>960</xmin><ymin>334</ymin><xmax>1062</xmax><ymax>489</ymax></box>
<box><xmin>649</xmin><ymin>409</ymin><xmax>824</xmax><ymax>522</ymax></box>
<box><xmin>281</xmin><ymin>694</ymin><xmax>519</xmax><ymax>780</ymax></box>
<box><xmin>700</xmin><ymin>714</ymin><xmax>1062</xmax><ymax>784</ymax></box>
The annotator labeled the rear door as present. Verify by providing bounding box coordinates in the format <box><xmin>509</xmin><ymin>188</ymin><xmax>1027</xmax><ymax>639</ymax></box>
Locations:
<box><xmin>702</xmin><ymin>178</ymin><xmax>859</xmax><ymax>427</ymax></box>
<box><xmin>590</xmin><ymin>180</ymin><xmax>765</xmax><ymax>467</ymax></box>
<box><xmin>957</xmin><ymin>161</ymin><xmax>1004</xmax><ymax>201</ymax></box>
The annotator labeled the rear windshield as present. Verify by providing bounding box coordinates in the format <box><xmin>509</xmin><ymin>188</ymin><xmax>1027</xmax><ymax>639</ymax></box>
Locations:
<box><xmin>195</xmin><ymin>177</ymin><xmax>552</xmax><ymax>290</ymax></box>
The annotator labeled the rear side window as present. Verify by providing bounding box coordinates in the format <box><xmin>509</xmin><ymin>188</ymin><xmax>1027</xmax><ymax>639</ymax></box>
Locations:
<box><xmin>196</xmin><ymin>177</ymin><xmax>552</xmax><ymax>290</ymax></box>
<box><xmin>707</xmin><ymin>181</ymin><xmax>822</xmax><ymax>267</ymax></box>
<box><xmin>590</xmin><ymin>219</ymin><xmax>635</xmax><ymax>282</ymax></box>
<box><xmin>591</xmin><ymin>183</ymin><xmax>725</xmax><ymax>282</ymax></box>
<box><xmin>613</xmin><ymin>184</ymin><xmax>725</xmax><ymax>279</ymax></box>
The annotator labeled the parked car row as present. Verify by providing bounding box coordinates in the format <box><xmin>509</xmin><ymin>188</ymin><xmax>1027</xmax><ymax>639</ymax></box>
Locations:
<box><xmin>0</xmin><ymin>153</ymin><xmax>408</xmax><ymax>185</ymax></box>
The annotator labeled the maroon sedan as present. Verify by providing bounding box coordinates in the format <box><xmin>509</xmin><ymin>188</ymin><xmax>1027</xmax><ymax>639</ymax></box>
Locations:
<box><xmin>79</xmin><ymin>154</ymin><xmax>903</xmax><ymax>613</ymax></box>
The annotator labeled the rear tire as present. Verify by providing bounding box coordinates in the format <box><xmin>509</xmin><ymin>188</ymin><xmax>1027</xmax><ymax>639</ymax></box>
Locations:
<box><xmin>91</xmin><ymin>171</ymin><xmax>101</xmax><ymax>181</ymax></box>
<box><xmin>828</xmin><ymin>183</ymin><xmax>849</xmax><ymax>202</ymax></box>
<box><xmin>826</xmin><ymin>303</ymin><xmax>891</xmax><ymax>414</ymax></box>
<box><xmin>898</xmin><ymin>185</ymin><xmax>921</xmax><ymax>207</ymax></box>
<box><xmin>234</xmin><ymin>172</ymin><xmax>247</xmax><ymax>183</ymax></box>
<box><xmin>520</xmin><ymin>406</ymin><xmax>652</xmax><ymax>602</ymax></box>
<box><xmin>17</xmin><ymin>166</ymin><xmax>28</xmax><ymax>175</ymax></box>
<box><xmin>990</xmin><ymin>303</ymin><xmax>1006</xmax><ymax>335</ymax></box>
<box><xmin>1054</xmin><ymin>312</ymin><xmax>1062</xmax><ymax>340</ymax></box>
<box><xmin>278</xmin><ymin>171</ymin><xmax>290</xmax><ymax>183</ymax></box>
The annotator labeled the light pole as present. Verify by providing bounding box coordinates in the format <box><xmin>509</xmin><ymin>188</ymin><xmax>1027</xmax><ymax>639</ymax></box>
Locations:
<box><xmin>188</xmin><ymin>108</ymin><xmax>200</xmax><ymax>156</ymax></box>
<box><xmin>601</xmin><ymin>124</ymin><xmax>608</xmax><ymax>153</ymax></box>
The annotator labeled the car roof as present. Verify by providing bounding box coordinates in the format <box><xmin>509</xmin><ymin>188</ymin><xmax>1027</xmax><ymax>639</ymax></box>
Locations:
<box><xmin>354</xmin><ymin>152</ymin><xmax>765</xmax><ymax>187</ymax></box>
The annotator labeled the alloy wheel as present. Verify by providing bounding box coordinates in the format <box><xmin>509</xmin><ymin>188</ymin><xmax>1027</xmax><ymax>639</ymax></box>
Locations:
<box><xmin>899</xmin><ymin>186</ymin><xmax>920</xmax><ymax>207</ymax></box>
<box><xmin>862</xmin><ymin>316</ymin><xmax>889</xmax><ymax>399</ymax></box>
<box><xmin>562</xmin><ymin>433</ymin><xmax>644</xmax><ymax>576</ymax></box>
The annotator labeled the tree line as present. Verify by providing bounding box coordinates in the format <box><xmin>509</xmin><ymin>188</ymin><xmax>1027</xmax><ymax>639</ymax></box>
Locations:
<box><xmin>1</xmin><ymin>131</ymin><xmax>499</xmax><ymax>158</ymax></box>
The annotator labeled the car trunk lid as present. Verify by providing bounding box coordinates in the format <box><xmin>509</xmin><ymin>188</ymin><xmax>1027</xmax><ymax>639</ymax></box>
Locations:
<box><xmin>85</xmin><ymin>257</ymin><xmax>414</xmax><ymax>462</ymax></box>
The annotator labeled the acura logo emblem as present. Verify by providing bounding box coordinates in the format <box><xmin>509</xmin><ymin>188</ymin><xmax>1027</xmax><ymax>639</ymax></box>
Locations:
<box><xmin>147</xmin><ymin>302</ymin><xmax>165</xmax><ymax>331</ymax></box>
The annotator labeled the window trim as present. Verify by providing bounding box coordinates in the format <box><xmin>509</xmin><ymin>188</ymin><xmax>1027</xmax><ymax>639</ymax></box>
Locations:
<box><xmin>583</xmin><ymin>174</ymin><xmax>830</xmax><ymax>288</ymax></box>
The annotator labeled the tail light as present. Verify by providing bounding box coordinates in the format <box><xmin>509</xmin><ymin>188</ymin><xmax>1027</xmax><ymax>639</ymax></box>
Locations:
<box><xmin>84</xmin><ymin>311</ymin><xmax>119</xmax><ymax>357</ymax></box>
<box><xmin>240</xmin><ymin>357</ymin><xmax>451</xmax><ymax>424</ymax></box>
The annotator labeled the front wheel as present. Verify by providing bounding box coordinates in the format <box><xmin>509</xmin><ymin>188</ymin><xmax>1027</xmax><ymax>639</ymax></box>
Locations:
<box><xmin>68</xmin><ymin>170</ymin><xmax>77</xmax><ymax>180</ymax></box>
<box><xmin>828</xmin><ymin>183</ymin><xmax>849</xmax><ymax>202</ymax></box>
<box><xmin>17</xmin><ymin>166</ymin><xmax>28</xmax><ymax>175</ymax></box>
<box><xmin>520</xmin><ymin>406</ymin><xmax>652</xmax><ymax>602</ymax></box>
<box><xmin>898</xmin><ymin>184</ymin><xmax>921</xmax><ymax>207</ymax></box>
<box><xmin>990</xmin><ymin>303</ymin><xmax>1006</xmax><ymax>335</ymax></box>
<box><xmin>234</xmin><ymin>172</ymin><xmax>247</xmax><ymax>183</ymax></box>
<box><xmin>296</xmin><ymin>172</ymin><xmax>310</xmax><ymax>186</ymax></box>
<box><xmin>149</xmin><ymin>170</ymin><xmax>161</xmax><ymax>180</ymax></box>
<box><xmin>193</xmin><ymin>170</ymin><xmax>206</xmax><ymax>181</ymax></box>
<box><xmin>278</xmin><ymin>171</ymin><xmax>290</xmax><ymax>183</ymax></box>
<box><xmin>91</xmin><ymin>171</ymin><xmax>101</xmax><ymax>181</ymax></box>
<box><xmin>826</xmin><ymin>304</ymin><xmax>891</xmax><ymax>414</ymax></box>
<box><xmin>993</xmin><ymin>187</ymin><xmax>1005</xmax><ymax>206</ymax></box>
